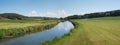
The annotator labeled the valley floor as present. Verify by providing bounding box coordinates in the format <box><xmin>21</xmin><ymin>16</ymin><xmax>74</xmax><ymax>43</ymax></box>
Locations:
<box><xmin>42</xmin><ymin>17</ymin><xmax>120</xmax><ymax>45</ymax></box>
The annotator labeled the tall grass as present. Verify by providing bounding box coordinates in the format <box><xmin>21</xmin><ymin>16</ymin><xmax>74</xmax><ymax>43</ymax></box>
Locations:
<box><xmin>0</xmin><ymin>20</ymin><xmax>58</xmax><ymax>39</ymax></box>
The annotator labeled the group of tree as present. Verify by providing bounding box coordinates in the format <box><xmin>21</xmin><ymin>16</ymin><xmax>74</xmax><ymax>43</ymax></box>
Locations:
<box><xmin>0</xmin><ymin>13</ymin><xmax>58</xmax><ymax>20</ymax></box>
<box><xmin>0</xmin><ymin>13</ymin><xmax>28</xmax><ymax>20</ymax></box>
<box><xmin>65</xmin><ymin>10</ymin><xmax>120</xmax><ymax>19</ymax></box>
<box><xmin>29</xmin><ymin>17</ymin><xmax>58</xmax><ymax>20</ymax></box>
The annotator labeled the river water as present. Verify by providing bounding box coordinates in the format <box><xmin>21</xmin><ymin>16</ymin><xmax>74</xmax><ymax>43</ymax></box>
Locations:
<box><xmin>0</xmin><ymin>21</ymin><xmax>74</xmax><ymax>45</ymax></box>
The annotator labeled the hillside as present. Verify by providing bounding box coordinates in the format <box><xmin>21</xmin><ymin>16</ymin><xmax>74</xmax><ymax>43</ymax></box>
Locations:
<box><xmin>0</xmin><ymin>13</ymin><xmax>58</xmax><ymax>20</ymax></box>
<box><xmin>0</xmin><ymin>13</ymin><xmax>28</xmax><ymax>20</ymax></box>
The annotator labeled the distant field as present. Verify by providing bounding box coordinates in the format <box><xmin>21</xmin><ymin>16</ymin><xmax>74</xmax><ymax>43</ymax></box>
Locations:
<box><xmin>0</xmin><ymin>20</ymin><xmax>57</xmax><ymax>29</ymax></box>
<box><xmin>42</xmin><ymin>17</ymin><xmax>120</xmax><ymax>45</ymax></box>
<box><xmin>89</xmin><ymin>16</ymin><xmax>120</xmax><ymax>20</ymax></box>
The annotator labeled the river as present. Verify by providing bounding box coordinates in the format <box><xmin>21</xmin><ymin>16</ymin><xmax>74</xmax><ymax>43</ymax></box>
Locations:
<box><xmin>0</xmin><ymin>21</ymin><xmax>74</xmax><ymax>45</ymax></box>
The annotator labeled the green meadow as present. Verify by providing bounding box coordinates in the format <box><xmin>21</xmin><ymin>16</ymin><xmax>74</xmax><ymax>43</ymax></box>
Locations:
<box><xmin>42</xmin><ymin>16</ymin><xmax>120</xmax><ymax>45</ymax></box>
<box><xmin>0</xmin><ymin>20</ymin><xmax>58</xmax><ymax>39</ymax></box>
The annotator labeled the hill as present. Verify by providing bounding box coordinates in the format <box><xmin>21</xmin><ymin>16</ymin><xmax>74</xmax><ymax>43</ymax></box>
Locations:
<box><xmin>0</xmin><ymin>13</ymin><xmax>58</xmax><ymax>20</ymax></box>
<box><xmin>0</xmin><ymin>13</ymin><xmax>28</xmax><ymax>20</ymax></box>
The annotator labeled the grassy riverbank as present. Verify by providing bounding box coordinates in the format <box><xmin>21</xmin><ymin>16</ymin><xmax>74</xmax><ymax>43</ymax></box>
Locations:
<box><xmin>41</xmin><ymin>16</ymin><xmax>120</xmax><ymax>45</ymax></box>
<box><xmin>0</xmin><ymin>20</ymin><xmax>58</xmax><ymax>39</ymax></box>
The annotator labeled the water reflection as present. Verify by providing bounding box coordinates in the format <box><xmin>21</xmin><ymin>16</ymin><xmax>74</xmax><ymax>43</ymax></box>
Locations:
<box><xmin>0</xmin><ymin>21</ymin><xmax>74</xmax><ymax>45</ymax></box>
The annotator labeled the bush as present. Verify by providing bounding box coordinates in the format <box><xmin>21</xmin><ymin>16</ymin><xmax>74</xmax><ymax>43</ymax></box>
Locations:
<box><xmin>0</xmin><ymin>32</ymin><xmax>5</xmax><ymax>39</ymax></box>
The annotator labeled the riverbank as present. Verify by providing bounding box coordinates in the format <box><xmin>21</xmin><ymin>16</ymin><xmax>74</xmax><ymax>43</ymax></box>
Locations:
<box><xmin>41</xmin><ymin>21</ymin><xmax>77</xmax><ymax>45</ymax></box>
<box><xmin>0</xmin><ymin>21</ymin><xmax>74</xmax><ymax>45</ymax></box>
<box><xmin>0</xmin><ymin>20</ymin><xmax>58</xmax><ymax>39</ymax></box>
<box><xmin>41</xmin><ymin>16</ymin><xmax>120</xmax><ymax>45</ymax></box>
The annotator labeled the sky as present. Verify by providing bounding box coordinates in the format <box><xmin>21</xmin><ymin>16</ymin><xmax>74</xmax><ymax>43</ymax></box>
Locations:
<box><xmin>0</xmin><ymin>0</ymin><xmax>120</xmax><ymax>18</ymax></box>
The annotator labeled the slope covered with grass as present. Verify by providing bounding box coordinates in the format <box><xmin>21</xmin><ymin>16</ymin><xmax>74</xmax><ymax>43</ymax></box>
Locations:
<box><xmin>42</xmin><ymin>16</ymin><xmax>120</xmax><ymax>45</ymax></box>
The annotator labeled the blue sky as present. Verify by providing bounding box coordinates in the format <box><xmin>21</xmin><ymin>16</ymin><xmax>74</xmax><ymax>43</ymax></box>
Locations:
<box><xmin>0</xmin><ymin>0</ymin><xmax>120</xmax><ymax>18</ymax></box>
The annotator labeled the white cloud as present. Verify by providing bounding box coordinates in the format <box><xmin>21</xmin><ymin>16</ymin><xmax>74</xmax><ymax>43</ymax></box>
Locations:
<box><xmin>28</xmin><ymin>10</ymin><xmax>39</xmax><ymax>17</ymax></box>
<box><xmin>28</xmin><ymin>10</ymin><xmax>71</xmax><ymax>18</ymax></box>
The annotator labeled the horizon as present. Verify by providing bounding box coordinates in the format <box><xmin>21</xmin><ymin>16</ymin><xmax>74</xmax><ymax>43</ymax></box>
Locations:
<box><xmin>0</xmin><ymin>0</ymin><xmax>120</xmax><ymax>18</ymax></box>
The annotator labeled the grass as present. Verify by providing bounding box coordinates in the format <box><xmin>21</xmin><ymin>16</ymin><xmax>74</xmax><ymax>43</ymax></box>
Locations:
<box><xmin>41</xmin><ymin>16</ymin><xmax>120</xmax><ymax>45</ymax></box>
<box><xmin>0</xmin><ymin>20</ymin><xmax>58</xmax><ymax>39</ymax></box>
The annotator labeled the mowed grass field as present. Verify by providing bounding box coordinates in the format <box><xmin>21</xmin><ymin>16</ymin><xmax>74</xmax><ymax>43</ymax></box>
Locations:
<box><xmin>42</xmin><ymin>17</ymin><xmax>120</xmax><ymax>45</ymax></box>
<box><xmin>0</xmin><ymin>20</ymin><xmax>58</xmax><ymax>39</ymax></box>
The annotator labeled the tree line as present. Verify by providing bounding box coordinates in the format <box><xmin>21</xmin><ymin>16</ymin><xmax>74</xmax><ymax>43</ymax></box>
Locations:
<box><xmin>0</xmin><ymin>13</ymin><xmax>58</xmax><ymax>20</ymax></box>
<box><xmin>0</xmin><ymin>13</ymin><xmax>28</xmax><ymax>20</ymax></box>
<box><xmin>65</xmin><ymin>10</ymin><xmax>120</xmax><ymax>19</ymax></box>
<box><xmin>1</xmin><ymin>10</ymin><xmax>120</xmax><ymax>20</ymax></box>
